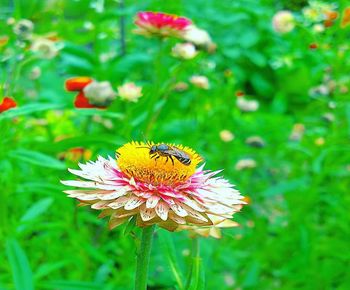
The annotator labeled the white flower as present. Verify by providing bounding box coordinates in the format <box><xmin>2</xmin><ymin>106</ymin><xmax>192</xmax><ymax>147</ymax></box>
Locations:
<box><xmin>190</xmin><ymin>75</ymin><xmax>210</xmax><ymax>90</ymax></box>
<box><xmin>235</xmin><ymin>159</ymin><xmax>257</xmax><ymax>171</ymax></box>
<box><xmin>172</xmin><ymin>42</ymin><xmax>198</xmax><ymax>60</ymax></box>
<box><xmin>236</xmin><ymin>97</ymin><xmax>259</xmax><ymax>112</ymax></box>
<box><xmin>184</xmin><ymin>25</ymin><xmax>212</xmax><ymax>46</ymax></box>
<box><xmin>272</xmin><ymin>11</ymin><xmax>295</xmax><ymax>34</ymax></box>
<box><xmin>83</xmin><ymin>81</ymin><xmax>117</xmax><ymax>106</ymax></box>
<box><xmin>117</xmin><ymin>82</ymin><xmax>143</xmax><ymax>102</ymax></box>
<box><xmin>31</xmin><ymin>38</ymin><xmax>59</xmax><ymax>59</ymax></box>
<box><xmin>220</xmin><ymin>130</ymin><xmax>234</xmax><ymax>142</ymax></box>
<box><xmin>13</xmin><ymin>19</ymin><xmax>34</xmax><ymax>39</ymax></box>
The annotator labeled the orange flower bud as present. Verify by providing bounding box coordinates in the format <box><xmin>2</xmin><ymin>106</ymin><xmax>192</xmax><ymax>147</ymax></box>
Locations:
<box><xmin>65</xmin><ymin>77</ymin><xmax>93</xmax><ymax>91</ymax></box>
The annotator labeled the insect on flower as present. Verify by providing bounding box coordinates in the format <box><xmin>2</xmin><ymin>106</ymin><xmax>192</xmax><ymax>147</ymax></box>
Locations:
<box><xmin>138</xmin><ymin>142</ymin><xmax>192</xmax><ymax>166</ymax></box>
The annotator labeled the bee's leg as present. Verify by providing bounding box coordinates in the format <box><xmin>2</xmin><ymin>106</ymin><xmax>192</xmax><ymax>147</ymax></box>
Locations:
<box><xmin>150</xmin><ymin>154</ymin><xmax>157</xmax><ymax>159</ymax></box>
<box><xmin>164</xmin><ymin>156</ymin><xmax>169</xmax><ymax>164</ymax></box>
<box><xmin>154</xmin><ymin>155</ymin><xmax>160</xmax><ymax>163</ymax></box>
<box><xmin>169</xmin><ymin>155</ymin><xmax>174</xmax><ymax>166</ymax></box>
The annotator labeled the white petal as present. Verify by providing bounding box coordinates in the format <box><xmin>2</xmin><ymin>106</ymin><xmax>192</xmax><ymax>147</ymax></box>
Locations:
<box><xmin>170</xmin><ymin>202</ymin><xmax>188</xmax><ymax>217</ymax></box>
<box><xmin>97</xmin><ymin>188</ymin><xmax>129</xmax><ymax>200</ymax></box>
<box><xmin>61</xmin><ymin>180</ymin><xmax>117</xmax><ymax>190</ymax></box>
<box><xmin>155</xmin><ymin>202</ymin><xmax>169</xmax><ymax>221</ymax></box>
<box><xmin>124</xmin><ymin>197</ymin><xmax>144</xmax><ymax>210</ymax></box>
<box><xmin>183</xmin><ymin>205</ymin><xmax>208</xmax><ymax>222</ymax></box>
<box><xmin>169</xmin><ymin>212</ymin><xmax>186</xmax><ymax>224</ymax></box>
<box><xmin>108</xmin><ymin>197</ymin><xmax>129</xmax><ymax>209</ymax></box>
<box><xmin>140</xmin><ymin>207</ymin><xmax>157</xmax><ymax>221</ymax></box>
<box><xmin>146</xmin><ymin>196</ymin><xmax>160</xmax><ymax>208</ymax></box>
<box><xmin>91</xmin><ymin>201</ymin><xmax>110</xmax><ymax>209</ymax></box>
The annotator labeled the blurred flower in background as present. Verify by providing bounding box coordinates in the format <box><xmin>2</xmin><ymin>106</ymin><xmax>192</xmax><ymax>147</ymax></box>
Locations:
<box><xmin>62</xmin><ymin>142</ymin><xmax>245</xmax><ymax>231</ymax></box>
<box><xmin>220</xmin><ymin>130</ymin><xmax>235</xmax><ymax>142</ymax></box>
<box><xmin>0</xmin><ymin>97</ymin><xmax>17</xmax><ymax>113</ymax></box>
<box><xmin>134</xmin><ymin>11</ymin><xmax>192</xmax><ymax>38</ymax></box>
<box><xmin>190</xmin><ymin>75</ymin><xmax>210</xmax><ymax>89</ymax></box>
<box><xmin>172</xmin><ymin>42</ymin><xmax>198</xmax><ymax>59</ymax></box>
<box><xmin>65</xmin><ymin>77</ymin><xmax>114</xmax><ymax>109</ymax></box>
<box><xmin>13</xmin><ymin>19</ymin><xmax>34</xmax><ymax>40</ymax></box>
<box><xmin>245</xmin><ymin>136</ymin><xmax>265</xmax><ymax>148</ymax></box>
<box><xmin>272</xmin><ymin>10</ymin><xmax>295</xmax><ymax>34</ymax></box>
<box><xmin>184</xmin><ymin>25</ymin><xmax>216</xmax><ymax>52</ymax></box>
<box><xmin>235</xmin><ymin>158</ymin><xmax>257</xmax><ymax>171</ymax></box>
<box><xmin>289</xmin><ymin>123</ymin><xmax>305</xmax><ymax>141</ymax></box>
<box><xmin>83</xmin><ymin>81</ymin><xmax>117</xmax><ymax>106</ymax></box>
<box><xmin>341</xmin><ymin>7</ymin><xmax>350</xmax><ymax>28</ymax></box>
<box><xmin>117</xmin><ymin>82</ymin><xmax>143</xmax><ymax>102</ymax></box>
<box><xmin>30</xmin><ymin>38</ymin><xmax>59</xmax><ymax>59</ymax></box>
<box><xmin>236</xmin><ymin>97</ymin><xmax>259</xmax><ymax>112</ymax></box>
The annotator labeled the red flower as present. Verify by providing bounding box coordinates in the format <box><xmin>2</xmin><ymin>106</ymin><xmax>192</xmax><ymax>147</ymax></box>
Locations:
<box><xmin>134</xmin><ymin>11</ymin><xmax>192</xmax><ymax>38</ymax></box>
<box><xmin>0</xmin><ymin>97</ymin><xmax>17</xmax><ymax>113</ymax></box>
<box><xmin>74</xmin><ymin>91</ymin><xmax>106</xmax><ymax>109</ymax></box>
<box><xmin>309</xmin><ymin>43</ymin><xmax>318</xmax><ymax>50</ymax></box>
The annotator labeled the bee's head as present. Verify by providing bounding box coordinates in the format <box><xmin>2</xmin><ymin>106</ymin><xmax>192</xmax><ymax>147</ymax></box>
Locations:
<box><xmin>149</xmin><ymin>145</ymin><xmax>157</xmax><ymax>154</ymax></box>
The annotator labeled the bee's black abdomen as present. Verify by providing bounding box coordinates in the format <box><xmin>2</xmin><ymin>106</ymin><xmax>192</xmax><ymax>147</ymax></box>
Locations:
<box><xmin>176</xmin><ymin>156</ymin><xmax>191</xmax><ymax>166</ymax></box>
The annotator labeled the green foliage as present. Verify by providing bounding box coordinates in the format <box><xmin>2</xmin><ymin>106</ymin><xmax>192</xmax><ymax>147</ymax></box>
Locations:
<box><xmin>1</xmin><ymin>0</ymin><xmax>350</xmax><ymax>289</ymax></box>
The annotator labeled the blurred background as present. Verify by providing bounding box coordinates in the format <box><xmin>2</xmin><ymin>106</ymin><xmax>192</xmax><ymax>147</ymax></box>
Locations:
<box><xmin>1</xmin><ymin>0</ymin><xmax>350</xmax><ymax>289</ymax></box>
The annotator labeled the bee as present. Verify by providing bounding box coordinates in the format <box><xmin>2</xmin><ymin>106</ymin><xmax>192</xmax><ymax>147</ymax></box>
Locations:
<box><xmin>139</xmin><ymin>143</ymin><xmax>191</xmax><ymax>166</ymax></box>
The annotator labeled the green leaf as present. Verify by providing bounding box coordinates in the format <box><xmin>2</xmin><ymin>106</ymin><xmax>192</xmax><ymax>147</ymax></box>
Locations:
<box><xmin>6</xmin><ymin>239</ymin><xmax>34</xmax><ymax>290</ymax></box>
<box><xmin>0</xmin><ymin>103</ymin><xmax>64</xmax><ymax>120</ymax></box>
<box><xmin>34</xmin><ymin>262</ymin><xmax>67</xmax><ymax>280</ymax></box>
<box><xmin>123</xmin><ymin>216</ymin><xmax>137</xmax><ymax>236</ymax></box>
<box><xmin>40</xmin><ymin>280</ymin><xmax>103</xmax><ymax>290</ymax></box>
<box><xmin>20</xmin><ymin>198</ymin><xmax>54</xmax><ymax>223</ymax></box>
<box><xmin>73</xmin><ymin>109</ymin><xmax>124</xmax><ymax>119</ymax></box>
<box><xmin>9</xmin><ymin>149</ymin><xmax>66</xmax><ymax>170</ymax></box>
<box><xmin>159</xmin><ymin>231</ymin><xmax>185</xmax><ymax>290</ymax></box>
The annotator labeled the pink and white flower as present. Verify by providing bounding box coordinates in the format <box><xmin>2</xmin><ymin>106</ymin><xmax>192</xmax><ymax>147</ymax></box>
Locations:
<box><xmin>134</xmin><ymin>11</ymin><xmax>192</xmax><ymax>38</ymax></box>
<box><xmin>61</xmin><ymin>142</ymin><xmax>245</xmax><ymax>232</ymax></box>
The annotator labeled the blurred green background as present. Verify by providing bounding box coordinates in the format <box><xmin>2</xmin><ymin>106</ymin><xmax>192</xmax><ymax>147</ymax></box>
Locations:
<box><xmin>1</xmin><ymin>0</ymin><xmax>350</xmax><ymax>289</ymax></box>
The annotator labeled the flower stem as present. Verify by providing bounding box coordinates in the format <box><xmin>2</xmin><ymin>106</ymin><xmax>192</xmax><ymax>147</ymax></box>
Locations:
<box><xmin>135</xmin><ymin>225</ymin><xmax>155</xmax><ymax>290</ymax></box>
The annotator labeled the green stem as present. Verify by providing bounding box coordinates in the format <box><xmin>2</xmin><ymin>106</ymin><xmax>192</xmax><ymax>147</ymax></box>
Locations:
<box><xmin>185</xmin><ymin>237</ymin><xmax>201</xmax><ymax>289</ymax></box>
<box><xmin>135</xmin><ymin>225</ymin><xmax>155</xmax><ymax>290</ymax></box>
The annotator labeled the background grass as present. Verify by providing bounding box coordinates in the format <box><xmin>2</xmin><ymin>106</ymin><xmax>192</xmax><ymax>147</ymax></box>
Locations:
<box><xmin>1</xmin><ymin>0</ymin><xmax>350</xmax><ymax>289</ymax></box>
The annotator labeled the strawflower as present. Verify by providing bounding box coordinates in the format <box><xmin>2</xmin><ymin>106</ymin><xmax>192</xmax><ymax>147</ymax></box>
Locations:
<box><xmin>184</xmin><ymin>25</ymin><xmax>216</xmax><ymax>52</ymax></box>
<box><xmin>30</xmin><ymin>38</ymin><xmax>59</xmax><ymax>59</ymax></box>
<box><xmin>117</xmin><ymin>82</ymin><xmax>143</xmax><ymax>103</ymax></box>
<box><xmin>272</xmin><ymin>11</ymin><xmax>295</xmax><ymax>34</ymax></box>
<box><xmin>61</xmin><ymin>141</ymin><xmax>245</xmax><ymax>232</ymax></box>
<box><xmin>0</xmin><ymin>97</ymin><xmax>17</xmax><ymax>113</ymax></box>
<box><xmin>172</xmin><ymin>42</ymin><xmax>198</xmax><ymax>60</ymax></box>
<box><xmin>190</xmin><ymin>75</ymin><xmax>210</xmax><ymax>90</ymax></box>
<box><xmin>13</xmin><ymin>19</ymin><xmax>34</xmax><ymax>40</ymax></box>
<box><xmin>134</xmin><ymin>11</ymin><xmax>192</xmax><ymax>38</ymax></box>
<box><xmin>236</xmin><ymin>97</ymin><xmax>259</xmax><ymax>112</ymax></box>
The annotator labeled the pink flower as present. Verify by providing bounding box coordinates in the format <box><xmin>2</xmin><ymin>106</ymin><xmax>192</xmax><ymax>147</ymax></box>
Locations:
<box><xmin>61</xmin><ymin>142</ymin><xmax>245</xmax><ymax>232</ymax></box>
<box><xmin>134</xmin><ymin>11</ymin><xmax>192</xmax><ymax>38</ymax></box>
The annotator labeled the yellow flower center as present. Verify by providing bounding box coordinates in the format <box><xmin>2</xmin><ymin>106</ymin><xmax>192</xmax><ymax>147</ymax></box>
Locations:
<box><xmin>116</xmin><ymin>141</ymin><xmax>202</xmax><ymax>186</ymax></box>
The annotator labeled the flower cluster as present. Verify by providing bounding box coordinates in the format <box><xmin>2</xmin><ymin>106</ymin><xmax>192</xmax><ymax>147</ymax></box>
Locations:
<box><xmin>65</xmin><ymin>77</ymin><xmax>116</xmax><ymax>109</ymax></box>
<box><xmin>62</xmin><ymin>142</ymin><xmax>245</xmax><ymax>232</ymax></box>
<box><xmin>65</xmin><ymin>77</ymin><xmax>143</xmax><ymax>108</ymax></box>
